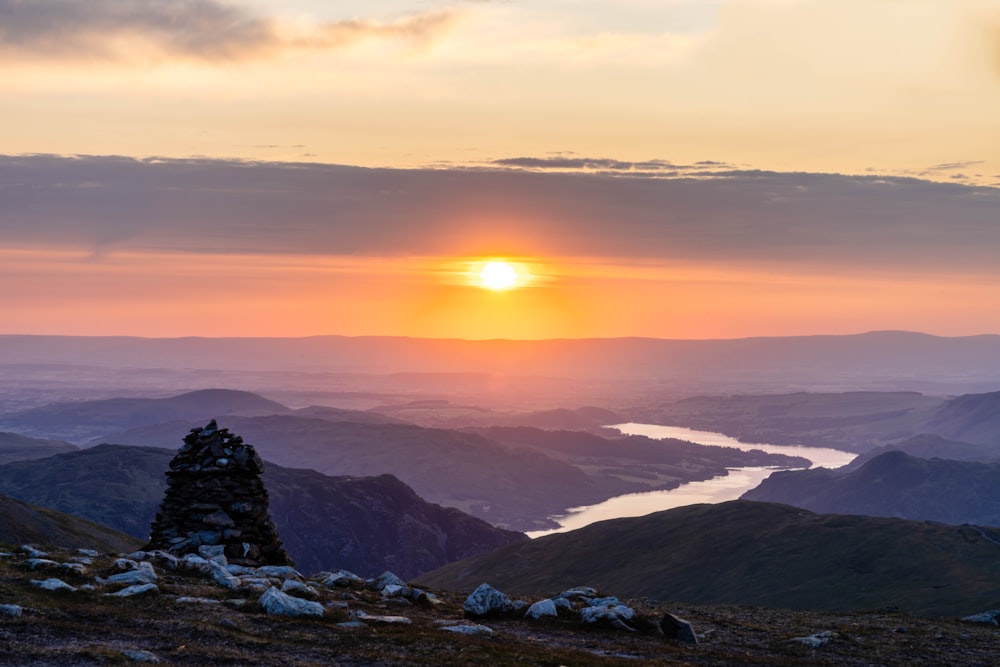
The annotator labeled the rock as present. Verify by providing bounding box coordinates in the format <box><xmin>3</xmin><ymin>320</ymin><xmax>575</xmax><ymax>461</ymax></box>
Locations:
<box><xmin>114</xmin><ymin>558</ymin><xmax>139</xmax><ymax>571</ymax></box>
<box><xmin>25</xmin><ymin>558</ymin><xmax>61</xmax><ymax>571</ymax></box>
<box><xmin>580</xmin><ymin>601</ymin><xmax>637</xmax><ymax>630</ymax></box>
<box><xmin>60</xmin><ymin>562</ymin><xmax>87</xmax><ymax>576</ymax></box>
<box><xmin>0</xmin><ymin>604</ymin><xmax>23</xmax><ymax>616</ymax></box>
<box><xmin>107</xmin><ymin>584</ymin><xmax>159</xmax><ymax>598</ymax></box>
<box><xmin>440</xmin><ymin>623</ymin><xmax>495</xmax><ymax>636</ymax></box>
<box><xmin>660</xmin><ymin>612</ymin><xmax>698</xmax><ymax>644</ymax></box>
<box><xmin>198</xmin><ymin>545</ymin><xmax>226</xmax><ymax>560</ymax></box>
<box><xmin>367</xmin><ymin>571</ymin><xmax>406</xmax><ymax>591</ymax></box>
<box><xmin>258</xmin><ymin>587</ymin><xmax>325</xmax><ymax>618</ymax></box>
<box><xmin>337</xmin><ymin>621</ymin><xmax>368</xmax><ymax>629</ymax></box>
<box><xmin>257</xmin><ymin>565</ymin><xmax>301</xmax><ymax>580</ymax></box>
<box><xmin>962</xmin><ymin>610</ymin><xmax>1000</xmax><ymax>625</ymax></box>
<box><xmin>106</xmin><ymin>562</ymin><xmax>158</xmax><ymax>586</ymax></box>
<box><xmin>76</xmin><ymin>548</ymin><xmax>99</xmax><ymax>558</ymax></box>
<box><xmin>175</xmin><ymin>597</ymin><xmax>221</xmax><ymax>605</ymax></box>
<box><xmin>354</xmin><ymin>610</ymin><xmax>413</xmax><ymax>625</ymax></box>
<box><xmin>558</xmin><ymin>586</ymin><xmax>597</xmax><ymax>600</ymax></box>
<box><xmin>524</xmin><ymin>599</ymin><xmax>559</xmax><ymax>620</ymax></box>
<box><xmin>463</xmin><ymin>583</ymin><xmax>514</xmax><ymax>617</ymax></box>
<box><xmin>144</xmin><ymin>421</ymin><xmax>291</xmax><ymax>567</ymax></box>
<box><xmin>207</xmin><ymin>560</ymin><xmax>240</xmax><ymax>590</ymax></box>
<box><xmin>121</xmin><ymin>649</ymin><xmax>161</xmax><ymax>663</ymax></box>
<box><xmin>313</xmin><ymin>570</ymin><xmax>364</xmax><ymax>588</ymax></box>
<box><xmin>281</xmin><ymin>579</ymin><xmax>319</xmax><ymax>599</ymax></box>
<box><xmin>30</xmin><ymin>578</ymin><xmax>77</xmax><ymax>592</ymax></box>
<box><xmin>790</xmin><ymin>631</ymin><xmax>837</xmax><ymax>648</ymax></box>
<box><xmin>18</xmin><ymin>545</ymin><xmax>48</xmax><ymax>559</ymax></box>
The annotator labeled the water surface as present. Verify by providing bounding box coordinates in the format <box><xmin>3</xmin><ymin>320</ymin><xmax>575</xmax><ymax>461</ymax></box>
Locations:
<box><xmin>527</xmin><ymin>423</ymin><xmax>855</xmax><ymax>538</ymax></box>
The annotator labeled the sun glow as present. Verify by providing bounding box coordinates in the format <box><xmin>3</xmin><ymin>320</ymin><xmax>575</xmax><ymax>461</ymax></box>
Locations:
<box><xmin>476</xmin><ymin>260</ymin><xmax>520</xmax><ymax>291</ymax></box>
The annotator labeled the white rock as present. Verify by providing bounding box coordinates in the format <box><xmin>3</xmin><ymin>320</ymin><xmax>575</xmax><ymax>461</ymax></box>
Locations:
<box><xmin>198</xmin><ymin>545</ymin><xmax>226</xmax><ymax>560</ymax></box>
<box><xmin>524</xmin><ymin>599</ymin><xmax>559</xmax><ymax>620</ymax></box>
<box><xmin>114</xmin><ymin>558</ymin><xmax>139</xmax><ymax>571</ymax></box>
<box><xmin>962</xmin><ymin>610</ymin><xmax>1000</xmax><ymax>625</ymax></box>
<box><xmin>60</xmin><ymin>562</ymin><xmax>87</xmax><ymax>576</ymax></box>
<box><xmin>558</xmin><ymin>586</ymin><xmax>597</xmax><ymax>600</ymax></box>
<box><xmin>440</xmin><ymin>623</ymin><xmax>494</xmax><ymax>636</ymax></box>
<box><xmin>463</xmin><ymin>583</ymin><xmax>514</xmax><ymax>617</ymax></box>
<box><xmin>580</xmin><ymin>603</ymin><xmax>636</xmax><ymax>626</ymax></box>
<box><xmin>19</xmin><ymin>545</ymin><xmax>48</xmax><ymax>559</ymax></box>
<box><xmin>259</xmin><ymin>587</ymin><xmax>325</xmax><ymax>618</ymax></box>
<box><xmin>790</xmin><ymin>631</ymin><xmax>837</xmax><ymax>648</ymax></box>
<box><xmin>0</xmin><ymin>604</ymin><xmax>23</xmax><ymax>616</ymax></box>
<box><xmin>107</xmin><ymin>583</ymin><xmax>159</xmax><ymax>598</ymax></box>
<box><xmin>31</xmin><ymin>578</ymin><xmax>77</xmax><ymax>592</ymax></box>
<box><xmin>76</xmin><ymin>548</ymin><xmax>99</xmax><ymax>558</ymax></box>
<box><xmin>106</xmin><ymin>562</ymin><xmax>157</xmax><ymax>586</ymax></box>
<box><xmin>207</xmin><ymin>560</ymin><xmax>240</xmax><ymax>590</ymax></box>
<box><xmin>175</xmin><ymin>597</ymin><xmax>222</xmax><ymax>605</ymax></box>
<box><xmin>354</xmin><ymin>610</ymin><xmax>412</xmax><ymax>625</ymax></box>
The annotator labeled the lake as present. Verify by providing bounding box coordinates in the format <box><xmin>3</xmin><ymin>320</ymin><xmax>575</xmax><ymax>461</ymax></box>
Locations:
<box><xmin>526</xmin><ymin>423</ymin><xmax>856</xmax><ymax>538</ymax></box>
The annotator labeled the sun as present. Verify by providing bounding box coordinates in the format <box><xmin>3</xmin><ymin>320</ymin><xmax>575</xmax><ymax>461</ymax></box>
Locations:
<box><xmin>477</xmin><ymin>260</ymin><xmax>519</xmax><ymax>291</ymax></box>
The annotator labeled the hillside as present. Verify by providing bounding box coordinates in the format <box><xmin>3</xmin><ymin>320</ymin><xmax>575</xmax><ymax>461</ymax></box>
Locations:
<box><xmin>0</xmin><ymin>389</ymin><xmax>290</xmax><ymax>443</ymax></box>
<box><xmin>0</xmin><ymin>444</ymin><xmax>524</xmax><ymax>578</ymax></box>
<box><xmin>742</xmin><ymin>450</ymin><xmax>1000</xmax><ymax>525</ymax></box>
<box><xmin>0</xmin><ymin>494</ymin><xmax>140</xmax><ymax>553</ymax></box>
<box><xmin>415</xmin><ymin>500</ymin><xmax>1000</xmax><ymax>617</ymax></box>
<box><xmin>0</xmin><ymin>431</ymin><xmax>76</xmax><ymax>464</ymax></box>
<box><xmin>921</xmin><ymin>391</ymin><xmax>1000</xmax><ymax>446</ymax></box>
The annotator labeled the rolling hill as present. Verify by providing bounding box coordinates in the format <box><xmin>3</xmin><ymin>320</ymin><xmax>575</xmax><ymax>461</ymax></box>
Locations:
<box><xmin>415</xmin><ymin>500</ymin><xmax>1000</xmax><ymax>617</ymax></box>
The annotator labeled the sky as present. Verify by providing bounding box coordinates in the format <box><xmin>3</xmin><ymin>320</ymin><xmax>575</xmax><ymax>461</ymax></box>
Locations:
<box><xmin>2</xmin><ymin>0</ymin><xmax>1000</xmax><ymax>340</ymax></box>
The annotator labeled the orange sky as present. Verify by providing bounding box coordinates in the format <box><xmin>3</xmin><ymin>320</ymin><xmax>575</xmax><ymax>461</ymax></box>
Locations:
<box><xmin>1</xmin><ymin>1</ymin><xmax>999</xmax><ymax>339</ymax></box>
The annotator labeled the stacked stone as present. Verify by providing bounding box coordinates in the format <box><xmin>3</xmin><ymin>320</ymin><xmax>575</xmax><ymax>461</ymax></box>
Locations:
<box><xmin>144</xmin><ymin>420</ymin><xmax>292</xmax><ymax>566</ymax></box>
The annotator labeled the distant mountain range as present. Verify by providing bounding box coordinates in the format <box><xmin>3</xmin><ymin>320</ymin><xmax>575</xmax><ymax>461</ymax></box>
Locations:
<box><xmin>0</xmin><ymin>389</ymin><xmax>806</xmax><ymax>531</ymax></box>
<box><xmin>416</xmin><ymin>500</ymin><xmax>1000</xmax><ymax>617</ymax></box>
<box><xmin>0</xmin><ymin>444</ymin><xmax>524</xmax><ymax>578</ymax></box>
<box><xmin>3</xmin><ymin>331</ymin><xmax>1000</xmax><ymax>396</ymax></box>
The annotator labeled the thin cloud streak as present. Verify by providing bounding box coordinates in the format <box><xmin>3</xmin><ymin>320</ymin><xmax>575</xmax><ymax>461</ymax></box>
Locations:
<box><xmin>0</xmin><ymin>0</ymin><xmax>459</xmax><ymax>62</ymax></box>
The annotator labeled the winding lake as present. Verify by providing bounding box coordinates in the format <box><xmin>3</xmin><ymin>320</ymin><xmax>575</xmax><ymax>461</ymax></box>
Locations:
<box><xmin>526</xmin><ymin>423</ymin><xmax>856</xmax><ymax>538</ymax></box>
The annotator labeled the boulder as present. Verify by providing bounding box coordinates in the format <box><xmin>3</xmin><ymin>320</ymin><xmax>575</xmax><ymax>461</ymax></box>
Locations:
<box><xmin>259</xmin><ymin>587</ymin><xmax>324</xmax><ymax>618</ymax></box>
<box><xmin>463</xmin><ymin>583</ymin><xmax>514</xmax><ymax>618</ymax></box>
<box><xmin>524</xmin><ymin>598</ymin><xmax>559</xmax><ymax>620</ymax></box>
<box><xmin>962</xmin><ymin>610</ymin><xmax>1000</xmax><ymax>625</ymax></box>
<box><xmin>105</xmin><ymin>562</ymin><xmax>158</xmax><ymax>586</ymax></box>
<box><xmin>660</xmin><ymin>612</ymin><xmax>698</xmax><ymax>644</ymax></box>
<box><xmin>107</xmin><ymin>584</ymin><xmax>159</xmax><ymax>598</ymax></box>
<box><xmin>30</xmin><ymin>578</ymin><xmax>77</xmax><ymax>592</ymax></box>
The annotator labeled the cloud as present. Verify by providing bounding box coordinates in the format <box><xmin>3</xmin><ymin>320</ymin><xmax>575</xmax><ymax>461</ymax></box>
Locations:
<box><xmin>490</xmin><ymin>156</ymin><xmax>736</xmax><ymax>174</ymax></box>
<box><xmin>0</xmin><ymin>0</ymin><xmax>458</xmax><ymax>63</ymax></box>
<box><xmin>1</xmin><ymin>154</ymin><xmax>998</xmax><ymax>274</ymax></box>
<box><xmin>926</xmin><ymin>160</ymin><xmax>986</xmax><ymax>171</ymax></box>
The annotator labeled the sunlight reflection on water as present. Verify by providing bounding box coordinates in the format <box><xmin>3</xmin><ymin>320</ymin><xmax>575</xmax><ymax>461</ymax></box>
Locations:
<box><xmin>526</xmin><ymin>423</ymin><xmax>856</xmax><ymax>538</ymax></box>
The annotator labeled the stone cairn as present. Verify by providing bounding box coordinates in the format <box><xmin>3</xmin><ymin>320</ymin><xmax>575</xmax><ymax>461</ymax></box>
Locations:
<box><xmin>144</xmin><ymin>420</ymin><xmax>292</xmax><ymax>566</ymax></box>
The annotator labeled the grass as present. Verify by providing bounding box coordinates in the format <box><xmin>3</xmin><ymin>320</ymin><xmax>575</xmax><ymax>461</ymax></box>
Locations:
<box><xmin>1</xmin><ymin>544</ymin><xmax>999</xmax><ymax>666</ymax></box>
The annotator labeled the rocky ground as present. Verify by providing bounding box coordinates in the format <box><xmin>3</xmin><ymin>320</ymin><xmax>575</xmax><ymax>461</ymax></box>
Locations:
<box><xmin>1</xmin><ymin>545</ymin><xmax>998</xmax><ymax>666</ymax></box>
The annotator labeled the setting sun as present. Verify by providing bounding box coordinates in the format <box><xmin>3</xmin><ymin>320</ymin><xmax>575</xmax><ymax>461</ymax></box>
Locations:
<box><xmin>477</xmin><ymin>261</ymin><xmax>519</xmax><ymax>291</ymax></box>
